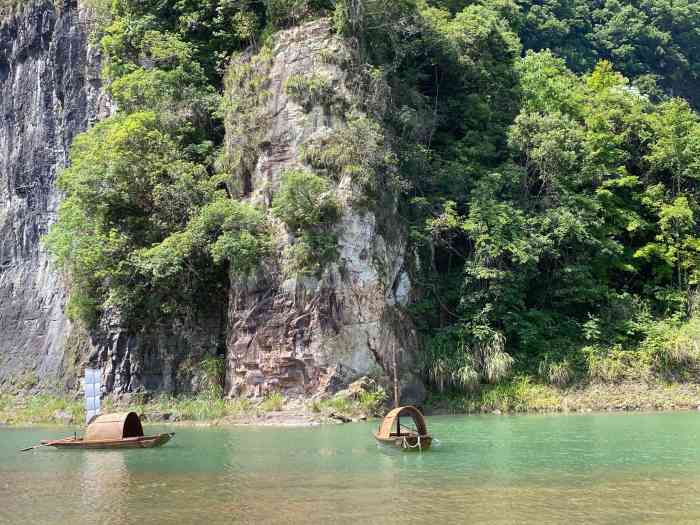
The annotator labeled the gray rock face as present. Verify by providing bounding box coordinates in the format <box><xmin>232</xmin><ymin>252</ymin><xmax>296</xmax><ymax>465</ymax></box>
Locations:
<box><xmin>93</xmin><ymin>306</ymin><xmax>227</xmax><ymax>396</ymax></box>
<box><xmin>0</xmin><ymin>0</ymin><xmax>105</xmax><ymax>390</ymax></box>
<box><xmin>0</xmin><ymin>1</ymin><xmax>229</xmax><ymax>397</ymax></box>
<box><xmin>224</xmin><ymin>19</ymin><xmax>425</xmax><ymax>404</ymax></box>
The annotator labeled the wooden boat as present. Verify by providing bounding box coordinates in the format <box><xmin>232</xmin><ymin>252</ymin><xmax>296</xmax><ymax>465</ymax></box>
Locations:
<box><xmin>372</xmin><ymin>343</ymin><xmax>433</xmax><ymax>451</ymax></box>
<box><xmin>40</xmin><ymin>412</ymin><xmax>174</xmax><ymax>450</ymax></box>
<box><xmin>374</xmin><ymin>405</ymin><xmax>432</xmax><ymax>451</ymax></box>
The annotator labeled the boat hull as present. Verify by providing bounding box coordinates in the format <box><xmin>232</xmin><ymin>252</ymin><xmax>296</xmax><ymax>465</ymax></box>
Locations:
<box><xmin>374</xmin><ymin>433</ymin><xmax>432</xmax><ymax>451</ymax></box>
<box><xmin>42</xmin><ymin>433</ymin><xmax>174</xmax><ymax>449</ymax></box>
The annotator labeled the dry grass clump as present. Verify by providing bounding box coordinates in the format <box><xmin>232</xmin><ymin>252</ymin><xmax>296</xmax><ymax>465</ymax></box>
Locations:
<box><xmin>538</xmin><ymin>358</ymin><xmax>573</xmax><ymax>386</ymax></box>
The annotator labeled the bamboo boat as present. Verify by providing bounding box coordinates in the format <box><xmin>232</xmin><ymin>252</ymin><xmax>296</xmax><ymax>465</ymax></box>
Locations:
<box><xmin>40</xmin><ymin>412</ymin><xmax>174</xmax><ymax>450</ymax></box>
<box><xmin>374</xmin><ymin>405</ymin><xmax>432</xmax><ymax>451</ymax></box>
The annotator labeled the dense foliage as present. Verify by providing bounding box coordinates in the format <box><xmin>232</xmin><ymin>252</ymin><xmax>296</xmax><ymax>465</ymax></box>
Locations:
<box><xmin>390</xmin><ymin>1</ymin><xmax>700</xmax><ymax>389</ymax></box>
<box><xmin>46</xmin><ymin>0</ymin><xmax>700</xmax><ymax>390</ymax></box>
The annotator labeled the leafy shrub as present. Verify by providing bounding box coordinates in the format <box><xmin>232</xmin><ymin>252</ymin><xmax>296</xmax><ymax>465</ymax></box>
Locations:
<box><xmin>425</xmin><ymin>353</ymin><xmax>479</xmax><ymax>393</ymax></box>
<box><xmin>641</xmin><ymin>317</ymin><xmax>700</xmax><ymax>379</ymax></box>
<box><xmin>358</xmin><ymin>387</ymin><xmax>387</xmax><ymax>415</ymax></box>
<box><xmin>221</xmin><ymin>46</ymin><xmax>273</xmax><ymax>195</ymax></box>
<box><xmin>272</xmin><ymin>169</ymin><xmax>340</xmax><ymax>230</ymax></box>
<box><xmin>475</xmin><ymin>331</ymin><xmax>513</xmax><ymax>384</ymax></box>
<box><xmin>283</xmin><ymin>231</ymin><xmax>339</xmax><ymax>275</ymax></box>
<box><xmin>272</xmin><ymin>169</ymin><xmax>341</xmax><ymax>274</ymax></box>
<box><xmin>422</xmin><ymin>327</ymin><xmax>513</xmax><ymax>392</ymax></box>
<box><xmin>299</xmin><ymin>111</ymin><xmax>401</xmax><ymax>201</ymax></box>
<box><xmin>469</xmin><ymin>376</ymin><xmax>562</xmax><ymax>413</ymax></box>
<box><xmin>583</xmin><ymin>345</ymin><xmax>651</xmax><ymax>383</ymax></box>
<box><xmin>284</xmin><ymin>73</ymin><xmax>336</xmax><ymax>111</ymax></box>
<box><xmin>46</xmin><ymin>110</ymin><xmax>270</xmax><ymax>327</ymax></box>
<box><xmin>199</xmin><ymin>356</ymin><xmax>226</xmax><ymax>399</ymax></box>
<box><xmin>265</xmin><ymin>0</ymin><xmax>310</xmax><ymax>28</ymax></box>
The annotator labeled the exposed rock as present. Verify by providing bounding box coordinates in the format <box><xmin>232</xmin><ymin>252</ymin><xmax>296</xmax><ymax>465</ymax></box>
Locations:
<box><xmin>348</xmin><ymin>376</ymin><xmax>374</xmax><ymax>396</ymax></box>
<box><xmin>333</xmin><ymin>388</ymin><xmax>353</xmax><ymax>400</ymax></box>
<box><xmin>0</xmin><ymin>0</ymin><xmax>106</xmax><ymax>391</ymax></box>
<box><xmin>334</xmin><ymin>376</ymin><xmax>375</xmax><ymax>400</ymax></box>
<box><xmin>316</xmin><ymin>364</ymin><xmax>355</xmax><ymax>397</ymax></box>
<box><xmin>328</xmin><ymin>412</ymin><xmax>352</xmax><ymax>423</ymax></box>
<box><xmin>224</xmin><ymin>19</ymin><xmax>425</xmax><ymax>403</ymax></box>
<box><xmin>92</xmin><ymin>307</ymin><xmax>227</xmax><ymax>395</ymax></box>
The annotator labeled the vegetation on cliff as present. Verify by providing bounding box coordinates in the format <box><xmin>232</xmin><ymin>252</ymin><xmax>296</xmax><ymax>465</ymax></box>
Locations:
<box><xmin>44</xmin><ymin>0</ymin><xmax>700</xmax><ymax>399</ymax></box>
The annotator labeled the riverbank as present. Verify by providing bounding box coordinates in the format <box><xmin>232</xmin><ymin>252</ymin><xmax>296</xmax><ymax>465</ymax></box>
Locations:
<box><xmin>428</xmin><ymin>378</ymin><xmax>700</xmax><ymax>415</ymax></box>
<box><xmin>3</xmin><ymin>379</ymin><xmax>700</xmax><ymax>427</ymax></box>
<box><xmin>0</xmin><ymin>390</ymin><xmax>378</xmax><ymax>427</ymax></box>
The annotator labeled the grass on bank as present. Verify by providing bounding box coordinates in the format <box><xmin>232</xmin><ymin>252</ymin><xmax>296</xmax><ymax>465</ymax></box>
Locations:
<box><xmin>425</xmin><ymin>376</ymin><xmax>563</xmax><ymax>414</ymax></box>
<box><xmin>308</xmin><ymin>387</ymin><xmax>387</xmax><ymax>417</ymax></box>
<box><xmin>0</xmin><ymin>392</ymin><xmax>296</xmax><ymax>426</ymax></box>
<box><xmin>426</xmin><ymin>376</ymin><xmax>700</xmax><ymax>414</ymax></box>
<box><xmin>5</xmin><ymin>313</ymin><xmax>700</xmax><ymax>425</ymax></box>
<box><xmin>106</xmin><ymin>394</ymin><xmax>258</xmax><ymax>422</ymax></box>
<box><xmin>0</xmin><ymin>381</ymin><xmax>388</xmax><ymax>426</ymax></box>
<box><xmin>0</xmin><ymin>394</ymin><xmax>84</xmax><ymax>425</ymax></box>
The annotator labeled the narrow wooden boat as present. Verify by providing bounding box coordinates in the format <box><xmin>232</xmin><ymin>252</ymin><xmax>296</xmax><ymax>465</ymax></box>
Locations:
<box><xmin>41</xmin><ymin>433</ymin><xmax>173</xmax><ymax>449</ymax></box>
<box><xmin>374</xmin><ymin>405</ymin><xmax>432</xmax><ymax>451</ymax></box>
<box><xmin>40</xmin><ymin>412</ymin><xmax>174</xmax><ymax>450</ymax></box>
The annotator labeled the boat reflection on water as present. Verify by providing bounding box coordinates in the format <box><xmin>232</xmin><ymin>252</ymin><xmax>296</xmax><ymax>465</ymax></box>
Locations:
<box><xmin>79</xmin><ymin>451</ymin><xmax>129</xmax><ymax>524</ymax></box>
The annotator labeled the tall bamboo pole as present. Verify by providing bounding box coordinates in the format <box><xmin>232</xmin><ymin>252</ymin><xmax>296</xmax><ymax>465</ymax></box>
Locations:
<box><xmin>392</xmin><ymin>342</ymin><xmax>399</xmax><ymax>409</ymax></box>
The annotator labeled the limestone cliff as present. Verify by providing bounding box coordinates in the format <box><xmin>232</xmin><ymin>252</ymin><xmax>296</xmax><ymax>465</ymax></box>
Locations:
<box><xmin>0</xmin><ymin>0</ymin><xmax>104</xmax><ymax>390</ymax></box>
<box><xmin>0</xmin><ymin>9</ymin><xmax>425</xmax><ymax>403</ymax></box>
<box><xmin>0</xmin><ymin>1</ymin><xmax>226</xmax><ymax>396</ymax></box>
<box><xmin>223</xmin><ymin>20</ymin><xmax>425</xmax><ymax>404</ymax></box>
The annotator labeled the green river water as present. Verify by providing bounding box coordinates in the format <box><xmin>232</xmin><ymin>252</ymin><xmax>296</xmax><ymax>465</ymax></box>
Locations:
<box><xmin>2</xmin><ymin>412</ymin><xmax>700</xmax><ymax>524</ymax></box>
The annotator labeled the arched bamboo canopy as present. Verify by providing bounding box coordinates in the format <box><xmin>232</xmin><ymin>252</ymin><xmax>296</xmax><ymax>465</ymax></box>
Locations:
<box><xmin>85</xmin><ymin>412</ymin><xmax>144</xmax><ymax>442</ymax></box>
<box><xmin>376</xmin><ymin>406</ymin><xmax>428</xmax><ymax>439</ymax></box>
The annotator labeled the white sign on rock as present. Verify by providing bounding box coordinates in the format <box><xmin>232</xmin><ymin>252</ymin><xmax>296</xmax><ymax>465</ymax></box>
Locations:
<box><xmin>84</xmin><ymin>368</ymin><xmax>101</xmax><ymax>425</ymax></box>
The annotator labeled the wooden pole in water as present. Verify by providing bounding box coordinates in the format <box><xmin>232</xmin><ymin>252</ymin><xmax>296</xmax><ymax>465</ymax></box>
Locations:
<box><xmin>392</xmin><ymin>341</ymin><xmax>400</xmax><ymax>409</ymax></box>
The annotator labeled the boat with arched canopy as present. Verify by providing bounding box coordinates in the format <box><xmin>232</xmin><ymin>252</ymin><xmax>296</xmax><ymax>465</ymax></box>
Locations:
<box><xmin>373</xmin><ymin>342</ymin><xmax>433</xmax><ymax>451</ymax></box>
<box><xmin>40</xmin><ymin>412</ymin><xmax>174</xmax><ymax>449</ymax></box>
<box><xmin>374</xmin><ymin>405</ymin><xmax>432</xmax><ymax>450</ymax></box>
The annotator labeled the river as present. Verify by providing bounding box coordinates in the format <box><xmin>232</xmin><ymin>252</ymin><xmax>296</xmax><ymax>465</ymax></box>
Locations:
<box><xmin>2</xmin><ymin>412</ymin><xmax>700</xmax><ymax>524</ymax></box>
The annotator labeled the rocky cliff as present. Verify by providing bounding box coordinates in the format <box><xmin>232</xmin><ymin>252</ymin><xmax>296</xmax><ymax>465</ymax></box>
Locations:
<box><xmin>223</xmin><ymin>20</ymin><xmax>425</xmax><ymax>404</ymax></box>
<box><xmin>0</xmin><ymin>1</ymin><xmax>225</xmax><ymax>396</ymax></box>
<box><xmin>0</xmin><ymin>0</ymin><xmax>104</xmax><ymax>390</ymax></box>
<box><xmin>0</xmin><ymin>9</ymin><xmax>425</xmax><ymax>403</ymax></box>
